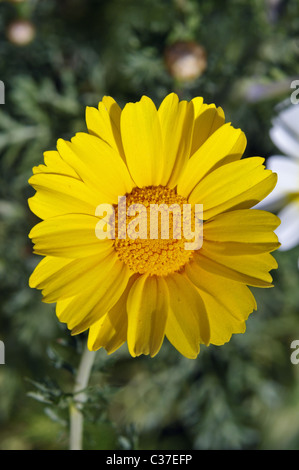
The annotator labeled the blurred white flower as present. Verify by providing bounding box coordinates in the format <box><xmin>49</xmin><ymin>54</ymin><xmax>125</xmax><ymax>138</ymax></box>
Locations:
<box><xmin>258</xmin><ymin>103</ymin><xmax>299</xmax><ymax>251</ymax></box>
<box><xmin>6</xmin><ymin>20</ymin><xmax>36</xmax><ymax>47</ymax></box>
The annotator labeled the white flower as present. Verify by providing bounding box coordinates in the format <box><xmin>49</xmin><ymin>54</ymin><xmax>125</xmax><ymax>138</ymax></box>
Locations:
<box><xmin>258</xmin><ymin>103</ymin><xmax>299</xmax><ymax>251</ymax></box>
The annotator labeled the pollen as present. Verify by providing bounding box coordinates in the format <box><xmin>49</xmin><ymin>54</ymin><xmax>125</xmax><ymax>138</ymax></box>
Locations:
<box><xmin>113</xmin><ymin>186</ymin><xmax>195</xmax><ymax>276</ymax></box>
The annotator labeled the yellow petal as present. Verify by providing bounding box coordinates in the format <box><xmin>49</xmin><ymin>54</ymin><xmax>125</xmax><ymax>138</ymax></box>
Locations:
<box><xmin>86</xmin><ymin>96</ymin><xmax>126</xmax><ymax>161</ymax></box>
<box><xmin>87</xmin><ymin>311</ymin><xmax>126</xmax><ymax>355</ymax></box>
<box><xmin>188</xmin><ymin>157</ymin><xmax>277</xmax><ymax>220</ymax></box>
<box><xmin>185</xmin><ymin>259</ymin><xmax>257</xmax><ymax>323</ymax></box>
<box><xmin>32</xmin><ymin>151</ymin><xmax>79</xmax><ymax>178</ymax></box>
<box><xmin>40</xmin><ymin>252</ymin><xmax>118</xmax><ymax>303</ymax></box>
<box><xmin>157</xmin><ymin>93</ymin><xmax>194</xmax><ymax>187</ymax></box>
<box><xmin>196</xmin><ymin>289</ymin><xmax>247</xmax><ymax>346</ymax></box>
<box><xmin>195</xmin><ymin>249</ymin><xmax>278</xmax><ymax>287</ymax></box>
<box><xmin>28</xmin><ymin>172</ymin><xmax>99</xmax><ymax>220</ymax></box>
<box><xmin>177</xmin><ymin>123</ymin><xmax>247</xmax><ymax>197</ymax></box>
<box><xmin>57</xmin><ymin>133</ymin><xmax>134</xmax><ymax>203</ymax></box>
<box><xmin>121</xmin><ymin>96</ymin><xmax>164</xmax><ymax>187</ymax></box>
<box><xmin>203</xmin><ymin>209</ymin><xmax>281</xmax><ymax>254</ymax></box>
<box><xmin>87</xmin><ymin>275</ymin><xmax>137</xmax><ymax>354</ymax></box>
<box><xmin>187</xmin><ymin>256</ymin><xmax>252</xmax><ymax>345</ymax></box>
<box><xmin>126</xmin><ymin>274</ymin><xmax>169</xmax><ymax>357</ymax></box>
<box><xmin>29</xmin><ymin>256</ymin><xmax>72</xmax><ymax>289</ymax></box>
<box><xmin>57</xmin><ymin>260</ymin><xmax>131</xmax><ymax>334</ymax></box>
<box><xmin>165</xmin><ymin>273</ymin><xmax>210</xmax><ymax>358</ymax></box>
<box><xmin>190</xmin><ymin>99</ymin><xmax>226</xmax><ymax>155</ymax></box>
<box><xmin>29</xmin><ymin>214</ymin><xmax>114</xmax><ymax>258</ymax></box>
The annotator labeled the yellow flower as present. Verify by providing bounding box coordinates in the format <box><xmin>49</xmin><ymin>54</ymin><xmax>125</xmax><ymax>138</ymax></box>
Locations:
<box><xmin>28</xmin><ymin>93</ymin><xmax>280</xmax><ymax>359</ymax></box>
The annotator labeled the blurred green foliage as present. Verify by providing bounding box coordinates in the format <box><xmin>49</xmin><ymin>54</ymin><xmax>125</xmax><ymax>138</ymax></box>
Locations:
<box><xmin>1</xmin><ymin>0</ymin><xmax>299</xmax><ymax>450</ymax></box>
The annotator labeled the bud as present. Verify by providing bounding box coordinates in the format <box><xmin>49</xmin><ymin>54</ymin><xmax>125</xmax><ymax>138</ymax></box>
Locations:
<box><xmin>6</xmin><ymin>19</ymin><xmax>35</xmax><ymax>46</ymax></box>
<box><xmin>164</xmin><ymin>41</ymin><xmax>207</xmax><ymax>82</ymax></box>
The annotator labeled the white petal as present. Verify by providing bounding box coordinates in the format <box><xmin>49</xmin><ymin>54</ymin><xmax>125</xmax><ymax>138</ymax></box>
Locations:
<box><xmin>256</xmin><ymin>155</ymin><xmax>299</xmax><ymax>210</ymax></box>
<box><xmin>270</xmin><ymin>111</ymin><xmax>299</xmax><ymax>159</ymax></box>
<box><xmin>276</xmin><ymin>201</ymin><xmax>299</xmax><ymax>251</ymax></box>
<box><xmin>277</xmin><ymin>106</ymin><xmax>299</xmax><ymax>140</ymax></box>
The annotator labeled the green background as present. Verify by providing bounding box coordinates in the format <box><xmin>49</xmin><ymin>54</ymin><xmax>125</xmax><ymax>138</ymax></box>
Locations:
<box><xmin>1</xmin><ymin>0</ymin><xmax>299</xmax><ymax>450</ymax></box>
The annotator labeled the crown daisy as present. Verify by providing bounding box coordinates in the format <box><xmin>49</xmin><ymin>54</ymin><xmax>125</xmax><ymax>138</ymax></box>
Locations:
<box><xmin>28</xmin><ymin>93</ymin><xmax>280</xmax><ymax>358</ymax></box>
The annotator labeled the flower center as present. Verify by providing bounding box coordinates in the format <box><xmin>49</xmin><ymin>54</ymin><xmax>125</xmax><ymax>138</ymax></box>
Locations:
<box><xmin>113</xmin><ymin>186</ymin><xmax>195</xmax><ymax>276</ymax></box>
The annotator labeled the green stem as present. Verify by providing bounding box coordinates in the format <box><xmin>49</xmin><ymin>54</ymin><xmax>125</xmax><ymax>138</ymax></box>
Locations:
<box><xmin>69</xmin><ymin>345</ymin><xmax>97</xmax><ymax>450</ymax></box>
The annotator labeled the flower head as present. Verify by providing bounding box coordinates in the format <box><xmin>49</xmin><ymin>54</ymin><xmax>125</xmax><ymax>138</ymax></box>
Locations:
<box><xmin>164</xmin><ymin>41</ymin><xmax>207</xmax><ymax>82</ymax></box>
<box><xmin>257</xmin><ymin>103</ymin><xmax>299</xmax><ymax>251</ymax></box>
<box><xmin>28</xmin><ymin>93</ymin><xmax>280</xmax><ymax>358</ymax></box>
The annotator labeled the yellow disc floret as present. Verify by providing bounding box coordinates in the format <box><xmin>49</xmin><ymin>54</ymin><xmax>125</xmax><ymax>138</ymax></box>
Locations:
<box><xmin>113</xmin><ymin>186</ymin><xmax>195</xmax><ymax>276</ymax></box>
